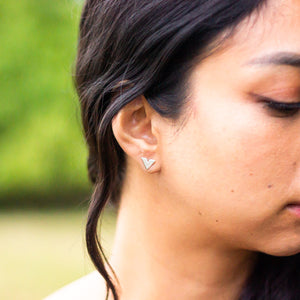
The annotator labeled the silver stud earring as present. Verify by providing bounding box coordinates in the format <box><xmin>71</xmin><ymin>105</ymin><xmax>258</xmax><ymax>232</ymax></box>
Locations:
<box><xmin>141</xmin><ymin>157</ymin><xmax>156</xmax><ymax>170</ymax></box>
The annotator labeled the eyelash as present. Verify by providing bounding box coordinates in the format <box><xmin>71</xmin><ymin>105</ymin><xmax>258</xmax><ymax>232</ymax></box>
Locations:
<box><xmin>257</xmin><ymin>95</ymin><xmax>300</xmax><ymax>118</ymax></box>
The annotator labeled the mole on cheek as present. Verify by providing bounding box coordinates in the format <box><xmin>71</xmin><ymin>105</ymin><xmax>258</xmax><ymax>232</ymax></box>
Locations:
<box><xmin>267</xmin><ymin>184</ymin><xmax>273</xmax><ymax>189</ymax></box>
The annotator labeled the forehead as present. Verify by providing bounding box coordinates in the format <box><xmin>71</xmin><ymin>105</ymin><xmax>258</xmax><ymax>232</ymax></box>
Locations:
<box><xmin>211</xmin><ymin>0</ymin><xmax>300</xmax><ymax>67</ymax></box>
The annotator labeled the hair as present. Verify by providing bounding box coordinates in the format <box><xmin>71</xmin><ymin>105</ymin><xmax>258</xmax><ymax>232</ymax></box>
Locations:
<box><xmin>74</xmin><ymin>1</ymin><xmax>300</xmax><ymax>299</ymax></box>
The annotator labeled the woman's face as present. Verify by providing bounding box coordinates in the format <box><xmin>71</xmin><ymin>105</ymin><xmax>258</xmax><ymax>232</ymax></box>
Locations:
<box><xmin>158</xmin><ymin>0</ymin><xmax>300</xmax><ymax>256</ymax></box>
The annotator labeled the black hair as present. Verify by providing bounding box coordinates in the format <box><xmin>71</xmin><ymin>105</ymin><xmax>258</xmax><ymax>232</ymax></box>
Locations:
<box><xmin>74</xmin><ymin>1</ymin><xmax>300</xmax><ymax>299</ymax></box>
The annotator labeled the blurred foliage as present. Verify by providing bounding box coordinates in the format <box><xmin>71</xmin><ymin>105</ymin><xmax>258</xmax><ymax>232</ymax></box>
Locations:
<box><xmin>0</xmin><ymin>0</ymin><xmax>92</xmax><ymax>207</ymax></box>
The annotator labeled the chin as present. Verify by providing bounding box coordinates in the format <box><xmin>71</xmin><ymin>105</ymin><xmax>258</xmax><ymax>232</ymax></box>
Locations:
<box><xmin>261</xmin><ymin>245</ymin><xmax>300</xmax><ymax>257</ymax></box>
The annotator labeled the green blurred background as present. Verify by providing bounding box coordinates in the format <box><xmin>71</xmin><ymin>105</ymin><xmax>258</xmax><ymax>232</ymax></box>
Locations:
<box><xmin>0</xmin><ymin>1</ymin><xmax>116</xmax><ymax>299</ymax></box>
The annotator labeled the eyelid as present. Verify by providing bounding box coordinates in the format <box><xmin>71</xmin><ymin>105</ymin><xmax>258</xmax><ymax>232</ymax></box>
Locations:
<box><xmin>249</xmin><ymin>92</ymin><xmax>300</xmax><ymax>118</ymax></box>
<box><xmin>251</xmin><ymin>93</ymin><xmax>300</xmax><ymax>107</ymax></box>
<box><xmin>262</xmin><ymin>97</ymin><xmax>300</xmax><ymax>109</ymax></box>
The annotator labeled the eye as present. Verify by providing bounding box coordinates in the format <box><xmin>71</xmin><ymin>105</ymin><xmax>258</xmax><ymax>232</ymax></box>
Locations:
<box><xmin>255</xmin><ymin>95</ymin><xmax>300</xmax><ymax>118</ymax></box>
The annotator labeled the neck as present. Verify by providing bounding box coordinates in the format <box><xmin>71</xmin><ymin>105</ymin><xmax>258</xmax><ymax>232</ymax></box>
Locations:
<box><xmin>108</xmin><ymin>167</ymin><xmax>258</xmax><ymax>300</ymax></box>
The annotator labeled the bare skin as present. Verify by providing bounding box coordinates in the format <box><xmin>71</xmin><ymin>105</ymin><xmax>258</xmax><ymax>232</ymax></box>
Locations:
<box><xmin>110</xmin><ymin>0</ymin><xmax>300</xmax><ymax>299</ymax></box>
<box><xmin>45</xmin><ymin>0</ymin><xmax>300</xmax><ymax>299</ymax></box>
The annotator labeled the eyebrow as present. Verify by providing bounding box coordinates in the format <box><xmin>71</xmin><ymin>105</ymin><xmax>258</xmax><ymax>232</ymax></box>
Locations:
<box><xmin>245</xmin><ymin>52</ymin><xmax>300</xmax><ymax>68</ymax></box>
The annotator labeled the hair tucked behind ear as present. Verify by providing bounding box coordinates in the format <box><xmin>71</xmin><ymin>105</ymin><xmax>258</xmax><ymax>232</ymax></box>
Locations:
<box><xmin>74</xmin><ymin>1</ymin><xmax>300</xmax><ymax>299</ymax></box>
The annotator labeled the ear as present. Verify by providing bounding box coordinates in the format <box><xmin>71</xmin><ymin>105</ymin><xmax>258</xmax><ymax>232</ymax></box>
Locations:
<box><xmin>111</xmin><ymin>96</ymin><xmax>160</xmax><ymax>173</ymax></box>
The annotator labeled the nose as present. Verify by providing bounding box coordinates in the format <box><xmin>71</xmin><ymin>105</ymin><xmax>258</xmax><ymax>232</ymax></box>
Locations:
<box><xmin>287</xmin><ymin>149</ymin><xmax>300</xmax><ymax>198</ymax></box>
<box><xmin>284</xmin><ymin>130</ymin><xmax>300</xmax><ymax>197</ymax></box>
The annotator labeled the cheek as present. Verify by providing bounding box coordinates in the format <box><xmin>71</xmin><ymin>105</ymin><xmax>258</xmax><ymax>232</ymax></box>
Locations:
<box><xmin>162</xmin><ymin>99</ymin><xmax>295</xmax><ymax>225</ymax></box>
<box><xmin>159</xmin><ymin>97</ymin><xmax>300</xmax><ymax>254</ymax></box>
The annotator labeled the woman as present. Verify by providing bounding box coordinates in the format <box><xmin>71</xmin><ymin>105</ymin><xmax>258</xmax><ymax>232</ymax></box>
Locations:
<box><xmin>47</xmin><ymin>0</ymin><xmax>300</xmax><ymax>299</ymax></box>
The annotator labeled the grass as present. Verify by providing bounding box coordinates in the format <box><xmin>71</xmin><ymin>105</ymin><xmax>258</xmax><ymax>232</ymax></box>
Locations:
<box><xmin>0</xmin><ymin>208</ymin><xmax>116</xmax><ymax>300</ymax></box>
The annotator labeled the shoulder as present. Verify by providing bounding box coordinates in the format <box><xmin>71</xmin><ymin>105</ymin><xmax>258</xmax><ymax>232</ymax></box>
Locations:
<box><xmin>43</xmin><ymin>271</ymin><xmax>107</xmax><ymax>300</ymax></box>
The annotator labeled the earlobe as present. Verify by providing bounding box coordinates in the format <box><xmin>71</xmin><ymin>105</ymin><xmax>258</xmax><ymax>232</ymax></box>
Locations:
<box><xmin>111</xmin><ymin>96</ymin><xmax>160</xmax><ymax>173</ymax></box>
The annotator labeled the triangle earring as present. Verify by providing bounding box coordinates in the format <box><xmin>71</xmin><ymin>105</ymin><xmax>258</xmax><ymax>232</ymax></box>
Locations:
<box><xmin>141</xmin><ymin>157</ymin><xmax>156</xmax><ymax>170</ymax></box>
